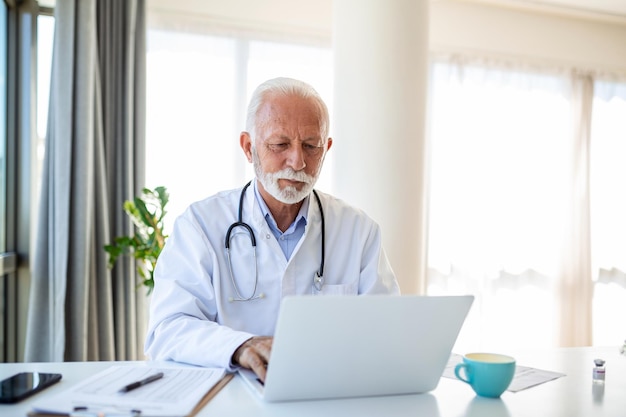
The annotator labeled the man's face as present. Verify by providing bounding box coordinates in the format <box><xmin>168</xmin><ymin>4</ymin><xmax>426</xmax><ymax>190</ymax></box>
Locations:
<box><xmin>243</xmin><ymin>93</ymin><xmax>332</xmax><ymax>204</ymax></box>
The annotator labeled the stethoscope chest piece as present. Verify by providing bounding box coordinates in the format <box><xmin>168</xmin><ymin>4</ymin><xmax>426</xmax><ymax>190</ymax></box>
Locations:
<box><xmin>313</xmin><ymin>273</ymin><xmax>324</xmax><ymax>291</ymax></box>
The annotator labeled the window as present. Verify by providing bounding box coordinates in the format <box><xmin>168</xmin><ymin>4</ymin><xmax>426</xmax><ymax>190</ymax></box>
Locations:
<box><xmin>145</xmin><ymin>28</ymin><xmax>333</xmax><ymax>231</ymax></box>
<box><xmin>427</xmin><ymin>60</ymin><xmax>626</xmax><ymax>351</ymax></box>
<box><xmin>0</xmin><ymin>0</ymin><xmax>54</xmax><ymax>362</ymax></box>
<box><xmin>427</xmin><ymin>62</ymin><xmax>569</xmax><ymax>351</ymax></box>
<box><xmin>0</xmin><ymin>3</ymin><xmax>7</xmax><ymax>254</ymax></box>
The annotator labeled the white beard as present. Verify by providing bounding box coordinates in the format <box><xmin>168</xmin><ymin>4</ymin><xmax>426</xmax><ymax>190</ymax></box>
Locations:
<box><xmin>252</xmin><ymin>147</ymin><xmax>320</xmax><ymax>204</ymax></box>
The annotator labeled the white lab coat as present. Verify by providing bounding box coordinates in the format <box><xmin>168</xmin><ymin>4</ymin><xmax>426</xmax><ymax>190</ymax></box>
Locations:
<box><xmin>144</xmin><ymin>183</ymin><xmax>400</xmax><ymax>370</ymax></box>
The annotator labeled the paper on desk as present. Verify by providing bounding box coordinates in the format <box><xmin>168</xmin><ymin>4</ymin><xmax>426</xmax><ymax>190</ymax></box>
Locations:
<box><xmin>31</xmin><ymin>364</ymin><xmax>226</xmax><ymax>417</ymax></box>
<box><xmin>443</xmin><ymin>353</ymin><xmax>565</xmax><ymax>393</ymax></box>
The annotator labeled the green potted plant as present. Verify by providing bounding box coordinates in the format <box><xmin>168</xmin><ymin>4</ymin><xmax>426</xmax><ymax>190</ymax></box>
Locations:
<box><xmin>104</xmin><ymin>186</ymin><xmax>169</xmax><ymax>293</ymax></box>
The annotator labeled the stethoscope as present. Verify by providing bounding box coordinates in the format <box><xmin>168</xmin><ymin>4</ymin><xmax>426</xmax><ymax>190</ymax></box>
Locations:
<box><xmin>225</xmin><ymin>181</ymin><xmax>325</xmax><ymax>302</ymax></box>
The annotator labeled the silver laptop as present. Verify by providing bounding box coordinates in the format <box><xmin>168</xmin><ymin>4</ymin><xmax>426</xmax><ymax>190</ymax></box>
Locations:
<box><xmin>238</xmin><ymin>294</ymin><xmax>474</xmax><ymax>402</ymax></box>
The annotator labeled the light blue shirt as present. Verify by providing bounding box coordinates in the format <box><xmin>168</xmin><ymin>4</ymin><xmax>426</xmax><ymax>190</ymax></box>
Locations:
<box><xmin>254</xmin><ymin>182</ymin><xmax>309</xmax><ymax>260</ymax></box>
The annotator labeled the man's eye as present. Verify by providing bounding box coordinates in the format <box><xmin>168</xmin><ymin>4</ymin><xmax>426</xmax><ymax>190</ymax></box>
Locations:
<box><xmin>304</xmin><ymin>144</ymin><xmax>323</xmax><ymax>155</ymax></box>
<box><xmin>268</xmin><ymin>143</ymin><xmax>288</xmax><ymax>152</ymax></box>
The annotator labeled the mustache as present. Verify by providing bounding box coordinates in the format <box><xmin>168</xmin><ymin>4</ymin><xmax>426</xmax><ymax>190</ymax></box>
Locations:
<box><xmin>271</xmin><ymin>168</ymin><xmax>314</xmax><ymax>185</ymax></box>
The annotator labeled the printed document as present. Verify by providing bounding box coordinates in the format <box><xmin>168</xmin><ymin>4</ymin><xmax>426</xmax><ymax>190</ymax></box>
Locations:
<box><xmin>443</xmin><ymin>353</ymin><xmax>565</xmax><ymax>392</ymax></box>
<box><xmin>31</xmin><ymin>364</ymin><xmax>226</xmax><ymax>417</ymax></box>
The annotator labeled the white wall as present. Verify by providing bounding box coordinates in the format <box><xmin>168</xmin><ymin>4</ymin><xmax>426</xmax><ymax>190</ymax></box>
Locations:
<box><xmin>430</xmin><ymin>0</ymin><xmax>626</xmax><ymax>75</ymax></box>
<box><xmin>147</xmin><ymin>0</ymin><xmax>333</xmax><ymax>44</ymax></box>
<box><xmin>148</xmin><ymin>0</ymin><xmax>626</xmax><ymax>74</ymax></box>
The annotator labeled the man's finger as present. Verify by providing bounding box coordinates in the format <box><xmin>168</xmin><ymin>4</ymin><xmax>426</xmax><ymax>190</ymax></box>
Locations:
<box><xmin>233</xmin><ymin>336</ymin><xmax>273</xmax><ymax>381</ymax></box>
<box><xmin>248</xmin><ymin>353</ymin><xmax>268</xmax><ymax>382</ymax></box>
<box><xmin>253</xmin><ymin>339</ymin><xmax>272</xmax><ymax>363</ymax></box>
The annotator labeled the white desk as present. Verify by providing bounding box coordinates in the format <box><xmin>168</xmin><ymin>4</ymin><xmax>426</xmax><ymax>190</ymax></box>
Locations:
<box><xmin>1</xmin><ymin>347</ymin><xmax>624</xmax><ymax>417</ymax></box>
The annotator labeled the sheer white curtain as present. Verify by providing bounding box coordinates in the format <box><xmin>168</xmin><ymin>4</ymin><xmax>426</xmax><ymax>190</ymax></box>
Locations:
<box><xmin>146</xmin><ymin>30</ymin><xmax>240</xmax><ymax>227</ymax></box>
<box><xmin>590</xmin><ymin>80</ymin><xmax>626</xmax><ymax>347</ymax></box>
<box><xmin>426</xmin><ymin>58</ymin><xmax>626</xmax><ymax>351</ymax></box>
<box><xmin>145</xmin><ymin>23</ymin><xmax>333</xmax><ymax>231</ymax></box>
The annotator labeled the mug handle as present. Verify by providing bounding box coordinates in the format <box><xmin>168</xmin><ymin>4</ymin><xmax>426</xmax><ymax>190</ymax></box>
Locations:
<box><xmin>454</xmin><ymin>363</ymin><xmax>472</xmax><ymax>384</ymax></box>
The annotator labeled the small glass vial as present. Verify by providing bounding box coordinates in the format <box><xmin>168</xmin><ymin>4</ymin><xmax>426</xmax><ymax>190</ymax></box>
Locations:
<box><xmin>593</xmin><ymin>359</ymin><xmax>606</xmax><ymax>384</ymax></box>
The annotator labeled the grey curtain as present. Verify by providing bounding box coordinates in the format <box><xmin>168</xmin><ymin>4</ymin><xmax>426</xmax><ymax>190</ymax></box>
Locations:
<box><xmin>25</xmin><ymin>0</ymin><xmax>146</xmax><ymax>362</ymax></box>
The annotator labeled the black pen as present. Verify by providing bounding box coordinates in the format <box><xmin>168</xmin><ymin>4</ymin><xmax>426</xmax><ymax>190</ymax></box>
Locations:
<box><xmin>119</xmin><ymin>372</ymin><xmax>164</xmax><ymax>393</ymax></box>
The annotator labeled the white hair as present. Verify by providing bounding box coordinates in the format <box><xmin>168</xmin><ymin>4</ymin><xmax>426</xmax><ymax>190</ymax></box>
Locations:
<box><xmin>245</xmin><ymin>77</ymin><xmax>330</xmax><ymax>143</ymax></box>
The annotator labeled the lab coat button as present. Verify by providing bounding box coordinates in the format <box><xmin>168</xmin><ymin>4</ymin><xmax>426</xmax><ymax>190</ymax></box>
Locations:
<box><xmin>266</xmin><ymin>234</ymin><xmax>271</xmax><ymax>239</ymax></box>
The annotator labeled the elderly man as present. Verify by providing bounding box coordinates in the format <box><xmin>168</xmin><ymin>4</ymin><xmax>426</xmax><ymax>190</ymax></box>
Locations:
<box><xmin>145</xmin><ymin>77</ymin><xmax>400</xmax><ymax>381</ymax></box>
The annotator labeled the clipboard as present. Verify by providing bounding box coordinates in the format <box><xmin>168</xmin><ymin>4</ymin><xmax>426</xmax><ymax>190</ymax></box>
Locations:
<box><xmin>27</xmin><ymin>366</ymin><xmax>234</xmax><ymax>417</ymax></box>
<box><xmin>187</xmin><ymin>372</ymin><xmax>233</xmax><ymax>417</ymax></box>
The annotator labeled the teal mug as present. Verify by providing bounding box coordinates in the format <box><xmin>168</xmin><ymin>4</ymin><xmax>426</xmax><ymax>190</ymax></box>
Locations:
<box><xmin>454</xmin><ymin>353</ymin><xmax>516</xmax><ymax>398</ymax></box>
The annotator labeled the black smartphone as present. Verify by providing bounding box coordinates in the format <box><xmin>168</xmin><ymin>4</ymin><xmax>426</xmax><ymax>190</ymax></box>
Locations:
<box><xmin>0</xmin><ymin>372</ymin><xmax>62</xmax><ymax>404</ymax></box>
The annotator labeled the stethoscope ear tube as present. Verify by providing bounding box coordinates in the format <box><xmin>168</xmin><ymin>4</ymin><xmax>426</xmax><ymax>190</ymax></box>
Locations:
<box><xmin>226</xmin><ymin>244</ymin><xmax>261</xmax><ymax>302</ymax></box>
<box><xmin>225</xmin><ymin>221</ymin><xmax>257</xmax><ymax>249</ymax></box>
<box><xmin>224</xmin><ymin>180</ymin><xmax>257</xmax><ymax>249</ymax></box>
<box><xmin>313</xmin><ymin>189</ymin><xmax>324</xmax><ymax>279</ymax></box>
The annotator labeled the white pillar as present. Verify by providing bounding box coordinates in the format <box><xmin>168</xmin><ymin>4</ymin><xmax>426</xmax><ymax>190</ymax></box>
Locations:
<box><xmin>332</xmin><ymin>0</ymin><xmax>429</xmax><ymax>294</ymax></box>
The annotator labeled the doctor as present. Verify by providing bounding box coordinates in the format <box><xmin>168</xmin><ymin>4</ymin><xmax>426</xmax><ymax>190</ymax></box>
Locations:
<box><xmin>144</xmin><ymin>77</ymin><xmax>400</xmax><ymax>382</ymax></box>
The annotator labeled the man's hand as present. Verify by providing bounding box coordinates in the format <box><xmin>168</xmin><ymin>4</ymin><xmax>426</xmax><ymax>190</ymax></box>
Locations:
<box><xmin>233</xmin><ymin>336</ymin><xmax>273</xmax><ymax>382</ymax></box>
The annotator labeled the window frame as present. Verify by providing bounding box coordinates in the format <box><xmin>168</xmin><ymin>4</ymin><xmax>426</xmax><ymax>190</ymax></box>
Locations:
<box><xmin>1</xmin><ymin>0</ymin><xmax>46</xmax><ymax>363</ymax></box>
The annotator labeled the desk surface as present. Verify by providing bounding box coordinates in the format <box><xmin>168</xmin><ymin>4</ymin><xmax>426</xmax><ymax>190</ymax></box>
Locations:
<box><xmin>1</xmin><ymin>347</ymin><xmax>624</xmax><ymax>417</ymax></box>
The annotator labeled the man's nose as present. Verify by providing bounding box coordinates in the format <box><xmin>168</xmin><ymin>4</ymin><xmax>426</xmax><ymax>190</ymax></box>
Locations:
<box><xmin>286</xmin><ymin>145</ymin><xmax>306</xmax><ymax>171</ymax></box>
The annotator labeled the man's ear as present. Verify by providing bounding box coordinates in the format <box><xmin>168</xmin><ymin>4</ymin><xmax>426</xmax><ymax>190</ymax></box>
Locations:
<box><xmin>326</xmin><ymin>137</ymin><xmax>333</xmax><ymax>152</ymax></box>
<box><xmin>240</xmin><ymin>132</ymin><xmax>253</xmax><ymax>163</ymax></box>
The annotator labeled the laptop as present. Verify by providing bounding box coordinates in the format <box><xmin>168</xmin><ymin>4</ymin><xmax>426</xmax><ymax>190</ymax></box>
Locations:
<box><xmin>238</xmin><ymin>294</ymin><xmax>474</xmax><ymax>402</ymax></box>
